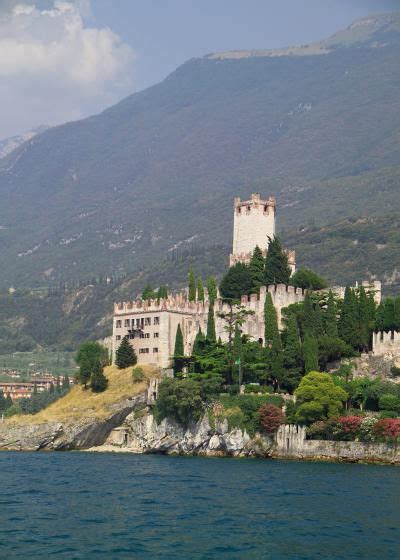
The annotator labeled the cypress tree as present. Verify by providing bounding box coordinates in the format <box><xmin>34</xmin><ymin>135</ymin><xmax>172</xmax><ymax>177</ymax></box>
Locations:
<box><xmin>375</xmin><ymin>303</ymin><xmax>385</xmax><ymax>331</ymax></box>
<box><xmin>115</xmin><ymin>336</ymin><xmax>137</xmax><ymax>369</ymax></box>
<box><xmin>207</xmin><ymin>276</ymin><xmax>218</xmax><ymax>303</ymax></box>
<box><xmin>90</xmin><ymin>361</ymin><xmax>108</xmax><ymax>393</ymax></box>
<box><xmin>283</xmin><ymin>313</ymin><xmax>302</xmax><ymax>389</ymax></box>
<box><xmin>384</xmin><ymin>298</ymin><xmax>395</xmax><ymax>331</ymax></box>
<box><xmin>394</xmin><ymin>296</ymin><xmax>400</xmax><ymax>330</ymax></box>
<box><xmin>173</xmin><ymin>323</ymin><xmax>184</xmax><ymax>373</ymax></box>
<box><xmin>192</xmin><ymin>327</ymin><xmax>206</xmax><ymax>356</ymax></box>
<box><xmin>303</xmin><ymin>332</ymin><xmax>319</xmax><ymax>373</ymax></box>
<box><xmin>338</xmin><ymin>287</ymin><xmax>358</xmax><ymax>347</ymax></box>
<box><xmin>197</xmin><ymin>278</ymin><xmax>205</xmax><ymax>302</ymax></box>
<box><xmin>248</xmin><ymin>245</ymin><xmax>265</xmax><ymax>293</ymax></box>
<box><xmin>325</xmin><ymin>290</ymin><xmax>338</xmax><ymax>338</ymax></box>
<box><xmin>264</xmin><ymin>293</ymin><xmax>280</xmax><ymax>345</ymax></box>
<box><xmin>264</xmin><ymin>236</ymin><xmax>291</xmax><ymax>285</ymax></box>
<box><xmin>206</xmin><ymin>300</ymin><xmax>217</xmax><ymax>343</ymax></box>
<box><xmin>157</xmin><ymin>285</ymin><xmax>168</xmax><ymax>300</ymax></box>
<box><xmin>358</xmin><ymin>286</ymin><xmax>371</xmax><ymax>351</ymax></box>
<box><xmin>188</xmin><ymin>268</ymin><xmax>196</xmax><ymax>301</ymax></box>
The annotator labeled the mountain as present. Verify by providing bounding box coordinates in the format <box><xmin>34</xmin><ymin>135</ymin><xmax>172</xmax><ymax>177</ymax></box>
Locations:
<box><xmin>0</xmin><ymin>126</ymin><xmax>48</xmax><ymax>159</ymax></box>
<box><xmin>0</xmin><ymin>12</ymin><xmax>400</xmax><ymax>291</ymax></box>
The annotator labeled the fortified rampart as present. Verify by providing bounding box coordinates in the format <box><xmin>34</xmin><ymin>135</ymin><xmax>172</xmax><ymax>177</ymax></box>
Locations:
<box><xmin>372</xmin><ymin>330</ymin><xmax>400</xmax><ymax>357</ymax></box>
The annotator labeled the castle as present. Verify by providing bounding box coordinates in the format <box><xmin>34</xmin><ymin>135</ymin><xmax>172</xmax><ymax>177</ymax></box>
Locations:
<box><xmin>112</xmin><ymin>193</ymin><xmax>382</xmax><ymax>368</ymax></box>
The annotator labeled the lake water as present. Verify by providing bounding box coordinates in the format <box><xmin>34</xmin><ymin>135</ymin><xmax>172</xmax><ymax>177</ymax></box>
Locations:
<box><xmin>0</xmin><ymin>452</ymin><xmax>398</xmax><ymax>559</ymax></box>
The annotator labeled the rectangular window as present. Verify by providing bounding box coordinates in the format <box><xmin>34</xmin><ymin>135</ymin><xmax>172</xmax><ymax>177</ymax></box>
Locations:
<box><xmin>124</xmin><ymin>319</ymin><xmax>130</xmax><ymax>327</ymax></box>
<box><xmin>145</xmin><ymin>333</ymin><xmax>150</xmax><ymax>339</ymax></box>
<box><xmin>154</xmin><ymin>333</ymin><xmax>159</xmax><ymax>338</ymax></box>
<box><xmin>116</xmin><ymin>320</ymin><xmax>122</xmax><ymax>328</ymax></box>
<box><xmin>136</xmin><ymin>319</ymin><xmax>141</xmax><ymax>328</ymax></box>
<box><xmin>145</xmin><ymin>317</ymin><xmax>151</xmax><ymax>326</ymax></box>
<box><xmin>116</xmin><ymin>335</ymin><xmax>121</xmax><ymax>341</ymax></box>
<box><xmin>153</xmin><ymin>348</ymin><xmax>158</xmax><ymax>353</ymax></box>
<box><xmin>139</xmin><ymin>348</ymin><xmax>149</xmax><ymax>354</ymax></box>
<box><xmin>140</xmin><ymin>333</ymin><xmax>145</xmax><ymax>339</ymax></box>
<box><xmin>154</xmin><ymin>317</ymin><xmax>160</xmax><ymax>325</ymax></box>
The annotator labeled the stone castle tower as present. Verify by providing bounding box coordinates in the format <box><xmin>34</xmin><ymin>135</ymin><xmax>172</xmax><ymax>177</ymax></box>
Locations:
<box><xmin>230</xmin><ymin>193</ymin><xmax>276</xmax><ymax>266</ymax></box>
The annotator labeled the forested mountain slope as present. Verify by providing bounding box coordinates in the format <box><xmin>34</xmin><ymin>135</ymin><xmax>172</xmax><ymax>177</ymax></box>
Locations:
<box><xmin>0</xmin><ymin>13</ymin><xmax>399</xmax><ymax>289</ymax></box>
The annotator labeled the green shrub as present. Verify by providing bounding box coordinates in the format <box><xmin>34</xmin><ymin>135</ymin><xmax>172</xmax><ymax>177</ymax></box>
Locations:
<box><xmin>132</xmin><ymin>367</ymin><xmax>145</xmax><ymax>383</ymax></box>
<box><xmin>245</xmin><ymin>384</ymin><xmax>270</xmax><ymax>394</ymax></box>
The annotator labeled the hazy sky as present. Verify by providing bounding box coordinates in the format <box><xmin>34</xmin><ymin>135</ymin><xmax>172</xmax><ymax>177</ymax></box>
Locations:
<box><xmin>1</xmin><ymin>0</ymin><xmax>399</xmax><ymax>139</ymax></box>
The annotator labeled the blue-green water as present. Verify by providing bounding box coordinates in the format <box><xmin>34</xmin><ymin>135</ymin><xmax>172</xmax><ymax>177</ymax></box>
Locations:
<box><xmin>0</xmin><ymin>453</ymin><xmax>398</xmax><ymax>559</ymax></box>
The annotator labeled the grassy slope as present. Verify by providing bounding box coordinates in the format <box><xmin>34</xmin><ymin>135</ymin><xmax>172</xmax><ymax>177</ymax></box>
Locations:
<box><xmin>6</xmin><ymin>365</ymin><xmax>158</xmax><ymax>425</ymax></box>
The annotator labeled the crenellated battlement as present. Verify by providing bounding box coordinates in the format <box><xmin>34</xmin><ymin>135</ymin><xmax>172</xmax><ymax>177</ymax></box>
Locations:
<box><xmin>373</xmin><ymin>330</ymin><xmax>400</xmax><ymax>356</ymax></box>
<box><xmin>114</xmin><ymin>293</ymin><xmax>208</xmax><ymax>316</ymax></box>
<box><xmin>234</xmin><ymin>193</ymin><xmax>276</xmax><ymax>215</ymax></box>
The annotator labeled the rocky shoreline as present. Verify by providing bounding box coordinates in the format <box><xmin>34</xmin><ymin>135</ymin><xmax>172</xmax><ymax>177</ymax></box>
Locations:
<box><xmin>0</xmin><ymin>397</ymin><xmax>398</xmax><ymax>465</ymax></box>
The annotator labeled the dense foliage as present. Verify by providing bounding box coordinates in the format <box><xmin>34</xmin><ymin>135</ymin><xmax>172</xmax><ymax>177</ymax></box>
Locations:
<box><xmin>76</xmin><ymin>341</ymin><xmax>109</xmax><ymax>392</ymax></box>
<box><xmin>115</xmin><ymin>336</ymin><xmax>137</xmax><ymax>370</ymax></box>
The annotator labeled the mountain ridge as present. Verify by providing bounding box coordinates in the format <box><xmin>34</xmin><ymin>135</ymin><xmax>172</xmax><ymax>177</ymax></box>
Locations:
<box><xmin>0</xmin><ymin>13</ymin><xmax>399</xmax><ymax>290</ymax></box>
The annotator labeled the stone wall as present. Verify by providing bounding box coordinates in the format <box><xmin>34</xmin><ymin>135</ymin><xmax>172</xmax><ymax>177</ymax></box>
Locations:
<box><xmin>274</xmin><ymin>424</ymin><xmax>400</xmax><ymax>463</ymax></box>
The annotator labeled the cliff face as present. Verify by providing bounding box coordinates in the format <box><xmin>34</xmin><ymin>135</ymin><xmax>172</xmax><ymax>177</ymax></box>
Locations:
<box><xmin>104</xmin><ymin>412</ymin><xmax>273</xmax><ymax>457</ymax></box>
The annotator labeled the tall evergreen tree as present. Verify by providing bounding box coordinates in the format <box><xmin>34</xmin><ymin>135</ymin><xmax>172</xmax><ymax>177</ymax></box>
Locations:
<box><xmin>157</xmin><ymin>285</ymin><xmax>168</xmax><ymax>300</ymax></box>
<box><xmin>207</xmin><ymin>276</ymin><xmax>218</xmax><ymax>303</ymax></box>
<box><xmin>264</xmin><ymin>293</ymin><xmax>280</xmax><ymax>345</ymax></box>
<box><xmin>115</xmin><ymin>336</ymin><xmax>137</xmax><ymax>369</ymax></box>
<box><xmin>142</xmin><ymin>285</ymin><xmax>157</xmax><ymax>300</ymax></box>
<box><xmin>264</xmin><ymin>236</ymin><xmax>291</xmax><ymax>285</ymax></box>
<box><xmin>394</xmin><ymin>296</ymin><xmax>400</xmax><ymax>330</ymax></box>
<box><xmin>192</xmin><ymin>328</ymin><xmax>206</xmax><ymax>356</ymax></box>
<box><xmin>219</xmin><ymin>263</ymin><xmax>253</xmax><ymax>301</ymax></box>
<box><xmin>248</xmin><ymin>245</ymin><xmax>265</xmax><ymax>293</ymax></box>
<box><xmin>338</xmin><ymin>287</ymin><xmax>358</xmax><ymax>347</ymax></box>
<box><xmin>283</xmin><ymin>313</ymin><xmax>302</xmax><ymax>390</ymax></box>
<box><xmin>358</xmin><ymin>286</ymin><xmax>371</xmax><ymax>351</ymax></box>
<box><xmin>78</xmin><ymin>357</ymin><xmax>92</xmax><ymax>388</ymax></box>
<box><xmin>375</xmin><ymin>302</ymin><xmax>385</xmax><ymax>332</ymax></box>
<box><xmin>384</xmin><ymin>298</ymin><xmax>395</xmax><ymax>331</ymax></box>
<box><xmin>325</xmin><ymin>290</ymin><xmax>338</xmax><ymax>338</ymax></box>
<box><xmin>303</xmin><ymin>292</ymin><xmax>323</xmax><ymax>337</ymax></box>
<box><xmin>173</xmin><ymin>323</ymin><xmax>185</xmax><ymax>374</ymax></box>
<box><xmin>188</xmin><ymin>268</ymin><xmax>196</xmax><ymax>301</ymax></box>
<box><xmin>197</xmin><ymin>278</ymin><xmax>205</xmax><ymax>302</ymax></box>
<box><xmin>90</xmin><ymin>361</ymin><xmax>108</xmax><ymax>393</ymax></box>
<box><xmin>303</xmin><ymin>332</ymin><xmax>319</xmax><ymax>373</ymax></box>
<box><xmin>206</xmin><ymin>300</ymin><xmax>217</xmax><ymax>343</ymax></box>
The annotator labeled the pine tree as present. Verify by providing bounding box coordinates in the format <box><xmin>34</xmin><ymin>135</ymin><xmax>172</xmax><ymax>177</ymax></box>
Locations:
<box><xmin>325</xmin><ymin>290</ymin><xmax>338</xmax><ymax>338</ymax></box>
<box><xmin>207</xmin><ymin>276</ymin><xmax>218</xmax><ymax>303</ymax></box>
<box><xmin>90</xmin><ymin>361</ymin><xmax>108</xmax><ymax>393</ymax></box>
<box><xmin>188</xmin><ymin>268</ymin><xmax>196</xmax><ymax>301</ymax></box>
<box><xmin>303</xmin><ymin>332</ymin><xmax>319</xmax><ymax>373</ymax></box>
<box><xmin>219</xmin><ymin>263</ymin><xmax>253</xmax><ymax>301</ymax></box>
<box><xmin>197</xmin><ymin>278</ymin><xmax>205</xmax><ymax>302</ymax></box>
<box><xmin>264</xmin><ymin>293</ymin><xmax>280</xmax><ymax>345</ymax></box>
<box><xmin>115</xmin><ymin>336</ymin><xmax>137</xmax><ymax>369</ymax></box>
<box><xmin>248</xmin><ymin>245</ymin><xmax>265</xmax><ymax>293</ymax></box>
<box><xmin>206</xmin><ymin>300</ymin><xmax>217</xmax><ymax>343</ymax></box>
<box><xmin>173</xmin><ymin>323</ymin><xmax>184</xmax><ymax>373</ymax></box>
<box><xmin>264</xmin><ymin>236</ymin><xmax>291</xmax><ymax>285</ymax></box>
<box><xmin>78</xmin><ymin>357</ymin><xmax>92</xmax><ymax>388</ymax></box>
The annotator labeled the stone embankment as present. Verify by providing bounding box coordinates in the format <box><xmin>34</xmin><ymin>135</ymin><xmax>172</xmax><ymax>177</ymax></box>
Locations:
<box><xmin>94</xmin><ymin>413</ymin><xmax>400</xmax><ymax>464</ymax></box>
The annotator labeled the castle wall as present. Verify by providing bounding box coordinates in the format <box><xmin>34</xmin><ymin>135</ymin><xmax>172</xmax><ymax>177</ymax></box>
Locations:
<box><xmin>372</xmin><ymin>330</ymin><xmax>400</xmax><ymax>357</ymax></box>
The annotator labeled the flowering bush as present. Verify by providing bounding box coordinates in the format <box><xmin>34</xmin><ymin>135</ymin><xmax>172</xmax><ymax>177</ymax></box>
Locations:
<box><xmin>337</xmin><ymin>416</ymin><xmax>362</xmax><ymax>440</ymax></box>
<box><xmin>259</xmin><ymin>404</ymin><xmax>285</xmax><ymax>434</ymax></box>
<box><xmin>358</xmin><ymin>417</ymin><xmax>377</xmax><ymax>442</ymax></box>
<box><xmin>373</xmin><ymin>418</ymin><xmax>400</xmax><ymax>443</ymax></box>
